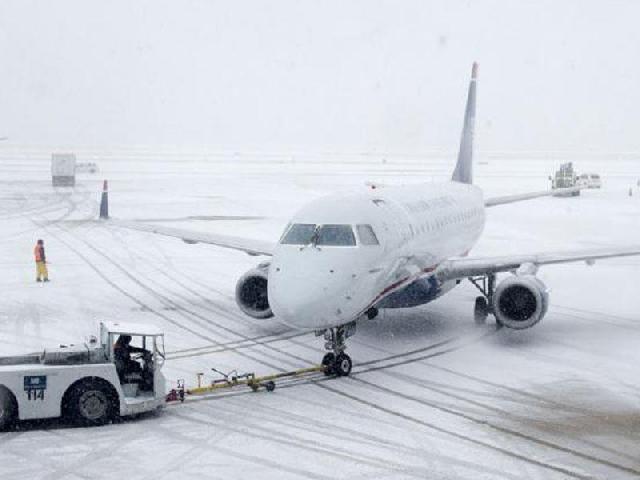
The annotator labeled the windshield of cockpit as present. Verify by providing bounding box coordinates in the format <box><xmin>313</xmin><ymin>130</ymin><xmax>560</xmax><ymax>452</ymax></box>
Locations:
<box><xmin>279</xmin><ymin>224</ymin><xmax>379</xmax><ymax>246</ymax></box>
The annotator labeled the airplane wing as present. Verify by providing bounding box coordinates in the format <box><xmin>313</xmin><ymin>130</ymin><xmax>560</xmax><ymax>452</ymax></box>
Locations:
<box><xmin>98</xmin><ymin>181</ymin><xmax>274</xmax><ymax>256</ymax></box>
<box><xmin>484</xmin><ymin>186</ymin><xmax>582</xmax><ymax>207</ymax></box>
<box><xmin>106</xmin><ymin>219</ymin><xmax>275</xmax><ymax>256</ymax></box>
<box><xmin>435</xmin><ymin>246</ymin><xmax>640</xmax><ymax>281</ymax></box>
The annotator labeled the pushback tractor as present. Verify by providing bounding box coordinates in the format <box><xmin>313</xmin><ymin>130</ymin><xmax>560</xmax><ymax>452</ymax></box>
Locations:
<box><xmin>0</xmin><ymin>322</ymin><xmax>166</xmax><ymax>429</ymax></box>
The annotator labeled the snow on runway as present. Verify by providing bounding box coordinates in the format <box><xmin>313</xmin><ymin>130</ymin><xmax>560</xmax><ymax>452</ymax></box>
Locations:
<box><xmin>1</xmin><ymin>150</ymin><xmax>640</xmax><ymax>479</ymax></box>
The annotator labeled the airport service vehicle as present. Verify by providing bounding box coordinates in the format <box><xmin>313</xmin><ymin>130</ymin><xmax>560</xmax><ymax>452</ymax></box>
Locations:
<box><xmin>550</xmin><ymin>162</ymin><xmax>580</xmax><ymax>196</ymax></box>
<box><xmin>76</xmin><ymin>162</ymin><xmax>99</xmax><ymax>174</ymax></box>
<box><xmin>0</xmin><ymin>322</ymin><xmax>166</xmax><ymax>430</ymax></box>
<box><xmin>98</xmin><ymin>64</ymin><xmax>640</xmax><ymax>374</ymax></box>
<box><xmin>51</xmin><ymin>153</ymin><xmax>76</xmax><ymax>187</ymax></box>
<box><xmin>577</xmin><ymin>173</ymin><xmax>602</xmax><ymax>189</ymax></box>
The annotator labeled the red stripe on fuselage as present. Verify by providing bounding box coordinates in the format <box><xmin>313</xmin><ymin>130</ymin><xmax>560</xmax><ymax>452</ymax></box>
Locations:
<box><xmin>359</xmin><ymin>263</ymin><xmax>439</xmax><ymax>316</ymax></box>
<box><xmin>357</xmin><ymin>250</ymin><xmax>470</xmax><ymax>319</ymax></box>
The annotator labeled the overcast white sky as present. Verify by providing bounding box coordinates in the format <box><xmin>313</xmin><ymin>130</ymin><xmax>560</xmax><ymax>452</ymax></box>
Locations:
<box><xmin>0</xmin><ymin>0</ymin><xmax>639</xmax><ymax>152</ymax></box>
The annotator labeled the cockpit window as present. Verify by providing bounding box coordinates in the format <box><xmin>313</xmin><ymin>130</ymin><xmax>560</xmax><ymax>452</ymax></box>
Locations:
<box><xmin>356</xmin><ymin>224</ymin><xmax>379</xmax><ymax>245</ymax></box>
<box><xmin>280</xmin><ymin>223</ymin><xmax>357</xmax><ymax>247</ymax></box>
<box><xmin>315</xmin><ymin>225</ymin><xmax>356</xmax><ymax>246</ymax></box>
<box><xmin>280</xmin><ymin>224</ymin><xmax>316</xmax><ymax>245</ymax></box>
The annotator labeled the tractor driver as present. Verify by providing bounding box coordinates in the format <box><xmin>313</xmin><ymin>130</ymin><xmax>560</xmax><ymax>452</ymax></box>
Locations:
<box><xmin>114</xmin><ymin>335</ymin><xmax>149</xmax><ymax>381</ymax></box>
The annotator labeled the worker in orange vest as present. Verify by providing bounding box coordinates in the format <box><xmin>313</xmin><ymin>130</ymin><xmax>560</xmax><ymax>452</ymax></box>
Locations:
<box><xmin>34</xmin><ymin>239</ymin><xmax>49</xmax><ymax>282</ymax></box>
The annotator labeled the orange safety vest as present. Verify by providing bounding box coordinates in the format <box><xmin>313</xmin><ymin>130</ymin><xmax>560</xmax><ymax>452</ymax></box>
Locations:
<box><xmin>34</xmin><ymin>245</ymin><xmax>43</xmax><ymax>262</ymax></box>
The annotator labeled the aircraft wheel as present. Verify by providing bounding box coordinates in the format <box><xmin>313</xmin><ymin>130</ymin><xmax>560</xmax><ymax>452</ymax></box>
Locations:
<box><xmin>65</xmin><ymin>380</ymin><xmax>116</xmax><ymax>426</ymax></box>
<box><xmin>474</xmin><ymin>296</ymin><xmax>489</xmax><ymax>325</ymax></box>
<box><xmin>334</xmin><ymin>353</ymin><xmax>353</xmax><ymax>377</ymax></box>
<box><xmin>0</xmin><ymin>389</ymin><xmax>17</xmax><ymax>431</ymax></box>
<box><xmin>264</xmin><ymin>381</ymin><xmax>276</xmax><ymax>392</ymax></box>
<box><xmin>322</xmin><ymin>353</ymin><xmax>336</xmax><ymax>376</ymax></box>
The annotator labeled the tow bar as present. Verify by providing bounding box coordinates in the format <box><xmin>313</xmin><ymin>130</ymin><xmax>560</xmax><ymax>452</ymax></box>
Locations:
<box><xmin>166</xmin><ymin>365</ymin><xmax>327</xmax><ymax>403</ymax></box>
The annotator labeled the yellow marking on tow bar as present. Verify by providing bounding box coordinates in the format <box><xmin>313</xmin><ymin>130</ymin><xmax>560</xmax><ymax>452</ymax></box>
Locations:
<box><xmin>184</xmin><ymin>365</ymin><xmax>326</xmax><ymax>396</ymax></box>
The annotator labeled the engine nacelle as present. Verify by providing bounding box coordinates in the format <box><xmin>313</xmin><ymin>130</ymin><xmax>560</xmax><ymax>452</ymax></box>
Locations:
<box><xmin>235</xmin><ymin>263</ymin><xmax>273</xmax><ymax>319</ymax></box>
<box><xmin>492</xmin><ymin>275</ymin><xmax>549</xmax><ymax>329</ymax></box>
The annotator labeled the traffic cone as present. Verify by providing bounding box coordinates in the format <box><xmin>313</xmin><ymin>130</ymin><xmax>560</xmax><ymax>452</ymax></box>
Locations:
<box><xmin>99</xmin><ymin>180</ymin><xmax>109</xmax><ymax>219</ymax></box>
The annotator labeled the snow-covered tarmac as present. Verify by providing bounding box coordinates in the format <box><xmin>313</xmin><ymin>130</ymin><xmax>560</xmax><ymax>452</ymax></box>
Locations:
<box><xmin>1</xmin><ymin>150</ymin><xmax>639</xmax><ymax>479</ymax></box>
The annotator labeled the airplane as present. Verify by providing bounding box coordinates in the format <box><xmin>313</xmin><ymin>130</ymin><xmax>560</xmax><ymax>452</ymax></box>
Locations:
<box><xmin>98</xmin><ymin>63</ymin><xmax>640</xmax><ymax>376</ymax></box>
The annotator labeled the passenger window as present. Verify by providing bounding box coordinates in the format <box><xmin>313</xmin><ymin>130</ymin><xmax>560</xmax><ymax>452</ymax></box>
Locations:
<box><xmin>316</xmin><ymin>225</ymin><xmax>356</xmax><ymax>246</ymax></box>
<box><xmin>280</xmin><ymin>224</ymin><xmax>317</xmax><ymax>245</ymax></box>
<box><xmin>357</xmin><ymin>225</ymin><xmax>379</xmax><ymax>245</ymax></box>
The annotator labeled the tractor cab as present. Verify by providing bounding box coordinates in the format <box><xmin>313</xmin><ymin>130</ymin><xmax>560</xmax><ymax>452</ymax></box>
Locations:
<box><xmin>100</xmin><ymin>322</ymin><xmax>166</xmax><ymax>401</ymax></box>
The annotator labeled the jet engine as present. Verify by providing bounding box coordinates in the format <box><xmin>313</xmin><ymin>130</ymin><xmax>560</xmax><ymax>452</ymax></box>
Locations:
<box><xmin>492</xmin><ymin>275</ymin><xmax>549</xmax><ymax>329</ymax></box>
<box><xmin>235</xmin><ymin>263</ymin><xmax>273</xmax><ymax>319</ymax></box>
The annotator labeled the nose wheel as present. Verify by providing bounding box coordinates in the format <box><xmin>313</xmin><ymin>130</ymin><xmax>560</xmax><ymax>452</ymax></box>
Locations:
<box><xmin>319</xmin><ymin>322</ymin><xmax>356</xmax><ymax>376</ymax></box>
<box><xmin>334</xmin><ymin>353</ymin><xmax>353</xmax><ymax>376</ymax></box>
<box><xmin>321</xmin><ymin>352</ymin><xmax>353</xmax><ymax>376</ymax></box>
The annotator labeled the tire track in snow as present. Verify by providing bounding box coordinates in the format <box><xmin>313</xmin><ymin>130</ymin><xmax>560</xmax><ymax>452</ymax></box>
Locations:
<box><xmin>368</xmin><ymin>368</ymin><xmax>639</xmax><ymax>466</ymax></box>
<box><xmin>141</xmin><ymin>420</ymin><xmax>337</xmax><ymax>480</ymax></box>
<box><xmin>336</xmin><ymin>377</ymin><xmax>640</xmax><ymax>478</ymax></box>
<box><xmin>169</xmin><ymin>405</ymin><xmax>452</xmax><ymax>480</ymax></box>
<box><xmin>318</xmin><ymin>381</ymin><xmax>597</xmax><ymax>480</ymax></box>
<box><xmin>215</xmin><ymin>394</ymin><xmax>529</xmax><ymax>480</ymax></box>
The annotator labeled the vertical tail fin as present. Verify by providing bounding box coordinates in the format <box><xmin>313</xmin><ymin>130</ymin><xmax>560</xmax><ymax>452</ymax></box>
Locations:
<box><xmin>99</xmin><ymin>180</ymin><xmax>109</xmax><ymax>219</ymax></box>
<box><xmin>451</xmin><ymin>62</ymin><xmax>478</xmax><ymax>184</ymax></box>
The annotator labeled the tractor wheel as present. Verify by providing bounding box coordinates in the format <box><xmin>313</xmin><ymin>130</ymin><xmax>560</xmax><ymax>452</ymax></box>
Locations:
<box><xmin>64</xmin><ymin>380</ymin><xmax>116</xmax><ymax>427</ymax></box>
<box><xmin>0</xmin><ymin>389</ymin><xmax>17</xmax><ymax>431</ymax></box>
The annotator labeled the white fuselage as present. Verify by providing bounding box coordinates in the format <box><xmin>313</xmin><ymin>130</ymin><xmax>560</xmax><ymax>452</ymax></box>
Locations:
<box><xmin>268</xmin><ymin>182</ymin><xmax>486</xmax><ymax>330</ymax></box>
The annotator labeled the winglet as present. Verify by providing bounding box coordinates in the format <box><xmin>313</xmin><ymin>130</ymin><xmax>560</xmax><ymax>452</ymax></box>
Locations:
<box><xmin>99</xmin><ymin>180</ymin><xmax>109</xmax><ymax>219</ymax></box>
<box><xmin>451</xmin><ymin>62</ymin><xmax>478</xmax><ymax>184</ymax></box>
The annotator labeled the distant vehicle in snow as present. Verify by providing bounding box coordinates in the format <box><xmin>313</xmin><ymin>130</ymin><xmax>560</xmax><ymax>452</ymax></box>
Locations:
<box><xmin>76</xmin><ymin>162</ymin><xmax>99</xmax><ymax>174</ymax></box>
<box><xmin>0</xmin><ymin>322</ymin><xmax>166</xmax><ymax>430</ymax></box>
<box><xmin>550</xmin><ymin>162</ymin><xmax>580</xmax><ymax>196</ymax></box>
<box><xmin>577</xmin><ymin>173</ymin><xmax>602</xmax><ymax>189</ymax></box>
<box><xmin>51</xmin><ymin>153</ymin><xmax>76</xmax><ymax>186</ymax></box>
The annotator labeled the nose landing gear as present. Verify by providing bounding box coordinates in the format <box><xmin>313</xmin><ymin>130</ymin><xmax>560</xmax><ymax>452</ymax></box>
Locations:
<box><xmin>318</xmin><ymin>322</ymin><xmax>356</xmax><ymax>376</ymax></box>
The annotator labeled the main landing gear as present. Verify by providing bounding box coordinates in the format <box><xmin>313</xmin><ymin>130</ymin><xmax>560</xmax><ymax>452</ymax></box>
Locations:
<box><xmin>318</xmin><ymin>322</ymin><xmax>356</xmax><ymax>377</ymax></box>
<box><xmin>468</xmin><ymin>273</ymin><xmax>502</xmax><ymax>328</ymax></box>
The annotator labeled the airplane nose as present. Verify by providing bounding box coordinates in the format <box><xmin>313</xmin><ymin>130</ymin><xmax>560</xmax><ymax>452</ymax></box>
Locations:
<box><xmin>268</xmin><ymin>267</ymin><xmax>357</xmax><ymax>329</ymax></box>
<box><xmin>269</xmin><ymin>276</ymin><xmax>328</xmax><ymax>328</ymax></box>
